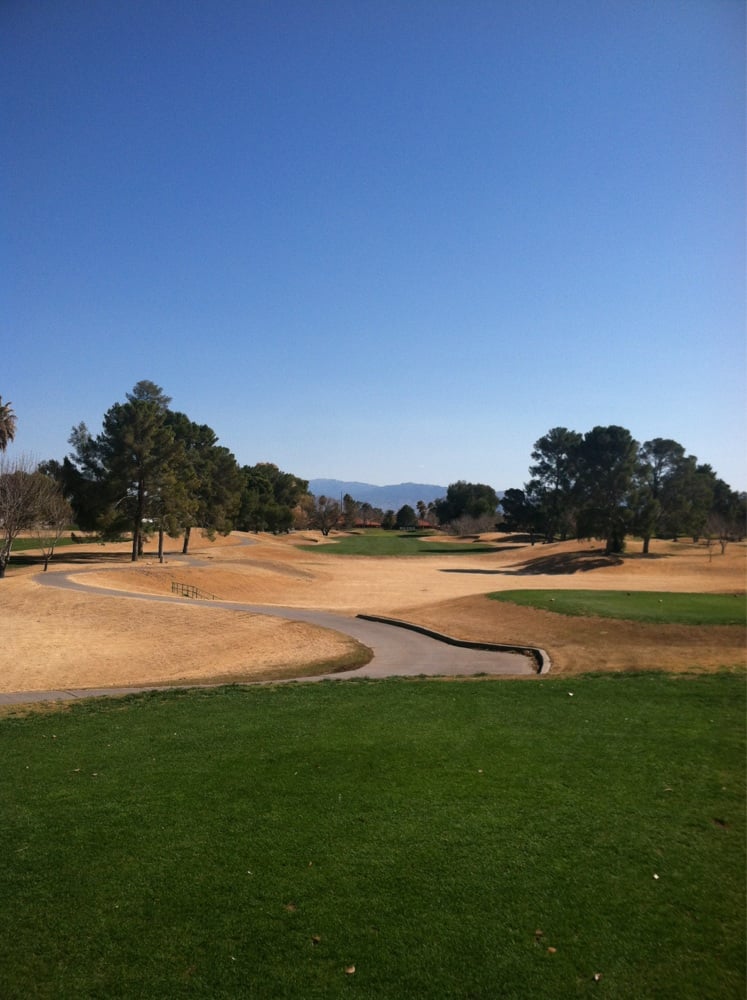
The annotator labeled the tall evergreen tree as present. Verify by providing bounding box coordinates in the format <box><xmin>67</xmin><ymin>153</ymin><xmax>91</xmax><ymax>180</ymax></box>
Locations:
<box><xmin>633</xmin><ymin>438</ymin><xmax>686</xmax><ymax>552</ymax></box>
<box><xmin>499</xmin><ymin>487</ymin><xmax>544</xmax><ymax>541</ymax></box>
<box><xmin>658</xmin><ymin>457</ymin><xmax>714</xmax><ymax>540</ymax></box>
<box><xmin>342</xmin><ymin>493</ymin><xmax>359</xmax><ymax>529</ymax></box>
<box><xmin>98</xmin><ymin>381</ymin><xmax>179</xmax><ymax>560</ymax></box>
<box><xmin>66</xmin><ymin>381</ymin><xmax>182</xmax><ymax>560</ymax></box>
<box><xmin>395</xmin><ymin>504</ymin><xmax>417</xmax><ymax>529</ymax></box>
<box><xmin>64</xmin><ymin>423</ymin><xmax>113</xmax><ymax>532</ymax></box>
<box><xmin>238</xmin><ymin>463</ymin><xmax>308</xmax><ymax>533</ymax></box>
<box><xmin>434</xmin><ymin>481</ymin><xmax>498</xmax><ymax>526</ymax></box>
<box><xmin>166</xmin><ymin>413</ymin><xmax>242</xmax><ymax>553</ymax></box>
<box><xmin>526</xmin><ymin>427</ymin><xmax>582</xmax><ymax>541</ymax></box>
<box><xmin>575</xmin><ymin>425</ymin><xmax>638</xmax><ymax>554</ymax></box>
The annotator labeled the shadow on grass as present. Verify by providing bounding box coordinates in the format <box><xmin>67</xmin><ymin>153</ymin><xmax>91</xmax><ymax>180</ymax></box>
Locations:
<box><xmin>421</xmin><ymin>545</ymin><xmax>503</xmax><ymax>555</ymax></box>
<box><xmin>431</xmin><ymin>542</ymin><xmax>526</xmax><ymax>553</ymax></box>
<box><xmin>440</xmin><ymin>549</ymin><xmax>626</xmax><ymax>575</ymax></box>
<box><xmin>9</xmin><ymin>551</ymin><xmax>137</xmax><ymax>570</ymax></box>
<box><xmin>504</xmin><ymin>549</ymin><xmax>625</xmax><ymax>575</ymax></box>
<box><xmin>441</xmin><ymin>568</ymin><xmax>507</xmax><ymax>575</ymax></box>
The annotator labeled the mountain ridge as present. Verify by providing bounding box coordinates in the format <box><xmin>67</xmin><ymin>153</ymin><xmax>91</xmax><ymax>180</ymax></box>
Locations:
<box><xmin>308</xmin><ymin>479</ymin><xmax>447</xmax><ymax>511</ymax></box>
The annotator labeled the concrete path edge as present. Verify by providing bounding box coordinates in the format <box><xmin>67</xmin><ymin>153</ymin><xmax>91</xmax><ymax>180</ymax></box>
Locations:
<box><xmin>356</xmin><ymin>613</ymin><xmax>551</xmax><ymax>673</ymax></box>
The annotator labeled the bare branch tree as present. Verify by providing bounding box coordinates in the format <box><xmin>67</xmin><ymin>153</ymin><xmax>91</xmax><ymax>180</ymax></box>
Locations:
<box><xmin>705</xmin><ymin>511</ymin><xmax>735</xmax><ymax>556</ymax></box>
<box><xmin>34</xmin><ymin>483</ymin><xmax>73</xmax><ymax>570</ymax></box>
<box><xmin>308</xmin><ymin>495</ymin><xmax>341</xmax><ymax>536</ymax></box>
<box><xmin>449</xmin><ymin>513</ymin><xmax>498</xmax><ymax>537</ymax></box>
<box><xmin>0</xmin><ymin>456</ymin><xmax>47</xmax><ymax>577</ymax></box>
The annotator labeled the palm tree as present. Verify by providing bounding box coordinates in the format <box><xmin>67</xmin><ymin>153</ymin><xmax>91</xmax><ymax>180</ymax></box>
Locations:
<box><xmin>0</xmin><ymin>397</ymin><xmax>16</xmax><ymax>452</ymax></box>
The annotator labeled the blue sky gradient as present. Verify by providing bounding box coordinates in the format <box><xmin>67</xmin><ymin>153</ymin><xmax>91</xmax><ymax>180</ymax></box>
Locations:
<box><xmin>4</xmin><ymin>0</ymin><xmax>745</xmax><ymax>489</ymax></box>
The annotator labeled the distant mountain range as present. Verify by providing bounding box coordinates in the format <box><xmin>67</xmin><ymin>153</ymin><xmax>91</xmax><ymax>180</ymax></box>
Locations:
<box><xmin>308</xmin><ymin>479</ymin><xmax>448</xmax><ymax>511</ymax></box>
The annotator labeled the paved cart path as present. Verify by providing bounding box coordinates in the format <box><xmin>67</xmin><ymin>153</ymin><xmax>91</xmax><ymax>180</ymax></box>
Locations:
<box><xmin>1</xmin><ymin>565</ymin><xmax>540</xmax><ymax>706</ymax></box>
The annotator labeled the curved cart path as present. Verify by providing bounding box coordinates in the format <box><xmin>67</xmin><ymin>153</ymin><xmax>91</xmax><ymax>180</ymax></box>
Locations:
<box><xmin>1</xmin><ymin>565</ymin><xmax>539</xmax><ymax>706</ymax></box>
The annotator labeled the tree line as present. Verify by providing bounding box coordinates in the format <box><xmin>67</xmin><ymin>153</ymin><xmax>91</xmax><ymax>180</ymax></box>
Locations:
<box><xmin>500</xmin><ymin>425</ymin><xmax>745</xmax><ymax>554</ymax></box>
<box><xmin>0</xmin><ymin>382</ymin><xmax>310</xmax><ymax>573</ymax></box>
<box><xmin>0</xmin><ymin>388</ymin><xmax>743</xmax><ymax>576</ymax></box>
<box><xmin>53</xmin><ymin>381</ymin><xmax>316</xmax><ymax>561</ymax></box>
<box><xmin>307</xmin><ymin>427</ymin><xmax>745</xmax><ymax>554</ymax></box>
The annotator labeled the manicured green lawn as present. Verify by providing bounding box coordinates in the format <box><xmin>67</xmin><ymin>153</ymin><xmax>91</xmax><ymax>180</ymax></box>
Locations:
<box><xmin>489</xmin><ymin>589</ymin><xmax>747</xmax><ymax>626</ymax></box>
<box><xmin>7</xmin><ymin>535</ymin><xmax>79</xmax><ymax>570</ymax></box>
<box><xmin>299</xmin><ymin>530</ymin><xmax>499</xmax><ymax>556</ymax></box>
<box><xmin>0</xmin><ymin>674</ymin><xmax>743</xmax><ymax>999</ymax></box>
<box><xmin>10</xmin><ymin>536</ymin><xmax>77</xmax><ymax>552</ymax></box>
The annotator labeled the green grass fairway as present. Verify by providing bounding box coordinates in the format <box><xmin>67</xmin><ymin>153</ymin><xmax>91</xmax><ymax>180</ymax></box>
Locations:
<box><xmin>300</xmin><ymin>530</ymin><xmax>499</xmax><ymax>556</ymax></box>
<box><xmin>10</xmin><ymin>536</ymin><xmax>79</xmax><ymax>552</ymax></box>
<box><xmin>489</xmin><ymin>589</ymin><xmax>747</xmax><ymax>626</ymax></box>
<box><xmin>1</xmin><ymin>675</ymin><xmax>744</xmax><ymax>999</ymax></box>
<box><xmin>7</xmin><ymin>535</ymin><xmax>79</xmax><ymax>570</ymax></box>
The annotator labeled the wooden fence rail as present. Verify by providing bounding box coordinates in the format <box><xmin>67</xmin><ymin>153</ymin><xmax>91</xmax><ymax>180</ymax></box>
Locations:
<box><xmin>171</xmin><ymin>581</ymin><xmax>217</xmax><ymax>601</ymax></box>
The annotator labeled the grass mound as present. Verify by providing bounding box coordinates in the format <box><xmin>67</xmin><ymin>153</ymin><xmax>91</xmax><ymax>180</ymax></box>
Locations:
<box><xmin>1</xmin><ymin>675</ymin><xmax>743</xmax><ymax>998</ymax></box>
<box><xmin>298</xmin><ymin>530</ymin><xmax>499</xmax><ymax>556</ymax></box>
<box><xmin>489</xmin><ymin>590</ymin><xmax>747</xmax><ymax>626</ymax></box>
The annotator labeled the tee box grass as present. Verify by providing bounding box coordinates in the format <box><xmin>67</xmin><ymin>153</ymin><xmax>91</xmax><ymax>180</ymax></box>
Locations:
<box><xmin>0</xmin><ymin>673</ymin><xmax>744</xmax><ymax>999</ymax></box>
<box><xmin>489</xmin><ymin>589</ymin><xmax>747</xmax><ymax>626</ymax></box>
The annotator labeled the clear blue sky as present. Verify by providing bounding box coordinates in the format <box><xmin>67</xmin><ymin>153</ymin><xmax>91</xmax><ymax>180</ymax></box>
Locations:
<box><xmin>4</xmin><ymin>0</ymin><xmax>745</xmax><ymax>490</ymax></box>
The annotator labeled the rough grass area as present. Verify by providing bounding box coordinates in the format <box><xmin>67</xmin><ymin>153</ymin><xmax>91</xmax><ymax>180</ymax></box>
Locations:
<box><xmin>0</xmin><ymin>675</ymin><xmax>743</xmax><ymax>999</ymax></box>
<box><xmin>489</xmin><ymin>589</ymin><xmax>747</xmax><ymax>626</ymax></box>
<box><xmin>299</xmin><ymin>530</ymin><xmax>500</xmax><ymax>556</ymax></box>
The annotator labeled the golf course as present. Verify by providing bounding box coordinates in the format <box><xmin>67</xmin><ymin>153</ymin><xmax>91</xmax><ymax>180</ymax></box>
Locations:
<box><xmin>1</xmin><ymin>530</ymin><xmax>744</xmax><ymax>997</ymax></box>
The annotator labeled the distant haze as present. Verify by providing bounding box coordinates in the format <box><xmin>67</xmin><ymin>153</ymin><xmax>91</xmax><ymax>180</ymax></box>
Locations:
<box><xmin>309</xmin><ymin>480</ymin><xmax>449</xmax><ymax>511</ymax></box>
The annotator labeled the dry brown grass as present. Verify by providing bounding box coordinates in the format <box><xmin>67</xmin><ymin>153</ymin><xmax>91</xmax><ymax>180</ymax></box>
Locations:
<box><xmin>2</xmin><ymin>530</ymin><xmax>744</xmax><ymax>691</ymax></box>
<box><xmin>399</xmin><ymin>536</ymin><xmax>747</xmax><ymax>675</ymax></box>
